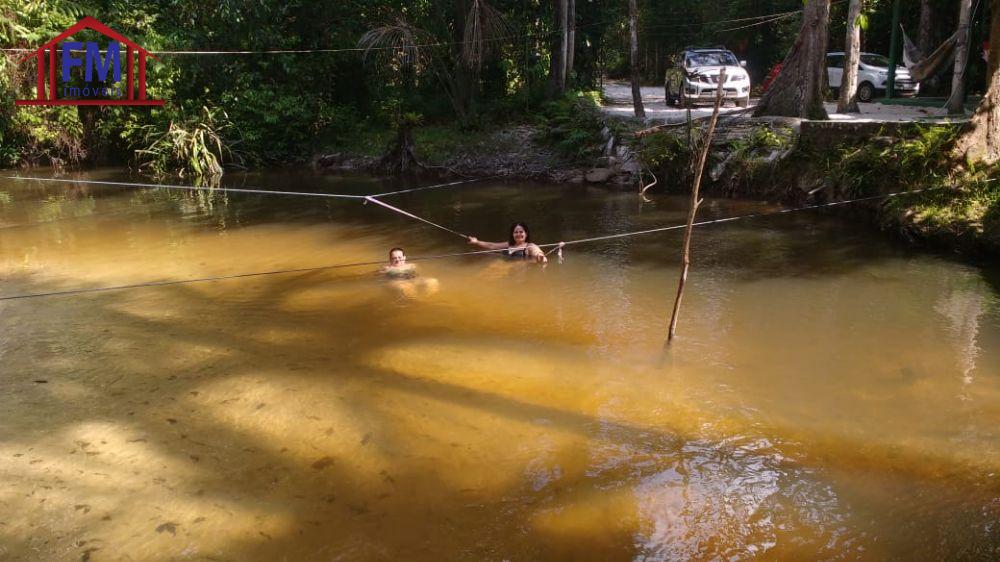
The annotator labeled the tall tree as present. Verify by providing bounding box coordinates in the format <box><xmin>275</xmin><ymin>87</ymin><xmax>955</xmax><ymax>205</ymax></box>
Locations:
<box><xmin>837</xmin><ymin>0</ymin><xmax>862</xmax><ymax>113</ymax></box>
<box><xmin>628</xmin><ymin>0</ymin><xmax>645</xmax><ymax>118</ymax></box>
<box><xmin>918</xmin><ymin>0</ymin><xmax>935</xmax><ymax>55</ymax></box>
<box><xmin>548</xmin><ymin>0</ymin><xmax>568</xmax><ymax>97</ymax></box>
<box><xmin>954</xmin><ymin>4</ymin><xmax>1000</xmax><ymax>163</ymax></box>
<box><xmin>754</xmin><ymin>0</ymin><xmax>831</xmax><ymax>119</ymax></box>
<box><xmin>946</xmin><ymin>0</ymin><xmax>973</xmax><ymax>114</ymax></box>
<box><xmin>566</xmin><ymin>0</ymin><xmax>575</xmax><ymax>86</ymax></box>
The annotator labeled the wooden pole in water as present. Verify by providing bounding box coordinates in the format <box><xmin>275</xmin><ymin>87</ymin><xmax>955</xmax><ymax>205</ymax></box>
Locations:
<box><xmin>666</xmin><ymin>69</ymin><xmax>726</xmax><ymax>347</ymax></box>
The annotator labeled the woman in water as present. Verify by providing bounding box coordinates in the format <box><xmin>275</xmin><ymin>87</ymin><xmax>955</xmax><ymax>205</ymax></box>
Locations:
<box><xmin>467</xmin><ymin>222</ymin><xmax>552</xmax><ymax>264</ymax></box>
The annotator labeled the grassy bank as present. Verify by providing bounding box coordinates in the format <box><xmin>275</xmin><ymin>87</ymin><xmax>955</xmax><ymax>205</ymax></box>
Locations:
<box><xmin>817</xmin><ymin>125</ymin><xmax>999</xmax><ymax>257</ymax></box>
<box><xmin>637</xmin><ymin>121</ymin><xmax>1000</xmax><ymax>258</ymax></box>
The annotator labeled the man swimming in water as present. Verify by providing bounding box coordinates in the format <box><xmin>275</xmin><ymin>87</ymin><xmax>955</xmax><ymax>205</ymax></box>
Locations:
<box><xmin>382</xmin><ymin>247</ymin><xmax>438</xmax><ymax>297</ymax></box>
<box><xmin>383</xmin><ymin>247</ymin><xmax>417</xmax><ymax>278</ymax></box>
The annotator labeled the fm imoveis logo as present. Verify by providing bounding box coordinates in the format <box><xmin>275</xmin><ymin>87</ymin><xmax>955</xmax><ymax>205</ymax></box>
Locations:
<box><xmin>15</xmin><ymin>16</ymin><xmax>165</xmax><ymax>106</ymax></box>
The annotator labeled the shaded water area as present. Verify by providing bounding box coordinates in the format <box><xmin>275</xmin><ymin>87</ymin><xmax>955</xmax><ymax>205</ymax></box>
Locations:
<box><xmin>1</xmin><ymin>168</ymin><xmax>998</xmax><ymax>560</ymax></box>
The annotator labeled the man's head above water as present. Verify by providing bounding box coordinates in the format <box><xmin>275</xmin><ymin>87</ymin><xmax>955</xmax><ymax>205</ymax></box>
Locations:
<box><xmin>388</xmin><ymin>247</ymin><xmax>406</xmax><ymax>267</ymax></box>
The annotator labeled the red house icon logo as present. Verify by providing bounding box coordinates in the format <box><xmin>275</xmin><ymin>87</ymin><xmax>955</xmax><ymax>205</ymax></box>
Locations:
<box><xmin>15</xmin><ymin>16</ymin><xmax>165</xmax><ymax>106</ymax></box>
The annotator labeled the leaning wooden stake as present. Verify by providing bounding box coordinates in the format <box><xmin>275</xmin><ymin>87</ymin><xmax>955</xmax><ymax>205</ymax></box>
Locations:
<box><xmin>666</xmin><ymin>69</ymin><xmax>726</xmax><ymax>347</ymax></box>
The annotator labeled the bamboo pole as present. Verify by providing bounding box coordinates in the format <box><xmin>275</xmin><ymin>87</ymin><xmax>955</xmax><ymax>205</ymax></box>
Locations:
<box><xmin>666</xmin><ymin>69</ymin><xmax>726</xmax><ymax>347</ymax></box>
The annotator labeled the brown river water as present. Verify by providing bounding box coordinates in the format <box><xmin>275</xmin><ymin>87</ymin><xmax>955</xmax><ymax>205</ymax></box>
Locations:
<box><xmin>0</xmin><ymin>169</ymin><xmax>998</xmax><ymax>560</ymax></box>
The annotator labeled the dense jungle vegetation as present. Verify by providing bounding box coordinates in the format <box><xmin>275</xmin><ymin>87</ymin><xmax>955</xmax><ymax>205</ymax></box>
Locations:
<box><xmin>0</xmin><ymin>0</ymin><xmax>975</xmax><ymax>174</ymax></box>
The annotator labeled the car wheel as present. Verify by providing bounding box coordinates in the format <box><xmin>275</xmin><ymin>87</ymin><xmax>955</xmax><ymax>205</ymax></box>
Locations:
<box><xmin>664</xmin><ymin>79</ymin><xmax>672</xmax><ymax>106</ymax></box>
<box><xmin>737</xmin><ymin>97</ymin><xmax>749</xmax><ymax>108</ymax></box>
<box><xmin>857</xmin><ymin>82</ymin><xmax>875</xmax><ymax>103</ymax></box>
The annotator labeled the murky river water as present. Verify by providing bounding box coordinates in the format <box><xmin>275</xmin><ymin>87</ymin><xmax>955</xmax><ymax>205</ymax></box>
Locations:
<box><xmin>0</xmin><ymin>169</ymin><xmax>998</xmax><ymax>560</ymax></box>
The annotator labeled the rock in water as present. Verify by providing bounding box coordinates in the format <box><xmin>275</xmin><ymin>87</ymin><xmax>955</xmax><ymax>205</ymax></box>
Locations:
<box><xmin>585</xmin><ymin>168</ymin><xmax>615</xmax><ymax>183</ymax></box>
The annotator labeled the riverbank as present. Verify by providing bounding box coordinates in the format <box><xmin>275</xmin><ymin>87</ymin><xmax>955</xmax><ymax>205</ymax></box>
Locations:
<box><xmin>312</xmin><ymin>96</ymin><xmax>998</xmax><ymax>260</ymax></box>
<box><xmin>313</xmin><ymin>92</ymin><xmax>643</xmax><ymax>184</ymax></box>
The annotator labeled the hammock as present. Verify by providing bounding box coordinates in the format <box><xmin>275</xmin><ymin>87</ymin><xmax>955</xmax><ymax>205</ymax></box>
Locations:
<box><xmin>901</xmin><ymin>25</ymin><xmax>957</xmax><ymax>82</ymax></box>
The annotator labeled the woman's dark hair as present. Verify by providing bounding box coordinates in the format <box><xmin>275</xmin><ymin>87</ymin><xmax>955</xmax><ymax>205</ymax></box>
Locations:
<box><xmin>508</xmin><ymin>222</ymin><xmax>531</xmax><ymax>245</ymax></box>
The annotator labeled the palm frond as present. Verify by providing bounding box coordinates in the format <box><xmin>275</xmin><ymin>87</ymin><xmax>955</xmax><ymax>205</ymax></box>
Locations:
<box><xmin>462</xmin><ymin>0</ymin><xmax>511</xmax><ymax>69</ymax></box>
<box><xmin>357</xmin><ymin>17</ymin><xmax>433</xmax><ymax>71</ymax></box>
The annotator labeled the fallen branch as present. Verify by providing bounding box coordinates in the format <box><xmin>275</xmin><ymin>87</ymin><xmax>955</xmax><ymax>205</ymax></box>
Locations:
<box><xmin>640</xmin><ymin>165</ymin><xmax>658</xmax><ymax>196</ymax></box>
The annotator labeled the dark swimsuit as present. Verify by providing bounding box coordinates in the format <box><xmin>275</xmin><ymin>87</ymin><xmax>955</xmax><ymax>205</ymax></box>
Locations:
<box><xmin>503</xmin><ymin>246</ymin><xmax>530</xmax><ymax>260</ymax></box>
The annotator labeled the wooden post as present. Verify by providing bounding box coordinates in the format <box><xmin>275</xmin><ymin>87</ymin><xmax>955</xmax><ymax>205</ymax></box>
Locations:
<box><xmin>666</xmin><ymin>69</ymin><xmax>726</xmax><ymax>347</ymax></box>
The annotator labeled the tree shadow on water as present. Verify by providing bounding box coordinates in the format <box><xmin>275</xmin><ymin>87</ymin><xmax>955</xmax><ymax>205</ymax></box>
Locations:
<box><xmin>1</xmin><ymin>269</ymin><xmax>996</xmax><ymax>561</ymax></box>
<box><xmin>0</xmin><ymin>270</ymin><xmax>687</xmax><ymax>561</ymax></box>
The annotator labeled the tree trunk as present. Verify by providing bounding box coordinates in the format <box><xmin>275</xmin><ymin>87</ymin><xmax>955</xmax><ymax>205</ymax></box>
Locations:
<box><xmin>377</xmin><ymin>120</ymin><xmax>421</xmax><ymax>175</ymax></box>
<box><xmin>754</xmin><ymin>0</ymin><xmax>830</xmax><ymax>119</ymax></box>
<box><xmin>566</xmin><ymin>0</ymin><xmax>575</xmax><ymax>87</ymax></box>
<box><xmin>77</xmin><ymin>106</ymin><xmax>108</xmax><ymax>165</ymax></box>
<box><xmin>628</xmin><ymin>0</ymin><xmax>645</xmax><ymax>118</ymax></box>
<box><xmin>946</xmin><ymin>0</ymin><xmax>972</xmax><ymax>115</ymax></box>
<box><xmin>547</xmin><ymin>0</ymin><xmax>567</xmax><ymax>98</ymax></box>
<box><xmin>558</xmin><ymin>0</ymin><xmax>567</xmax><ymax>93</ymax></box>
<box><xmin>837</xmin><ymin>0</ymin><xmax>862</xmax><ymax>113</ymax></box>
<box><xmin>918</xmin><ymin>0</ymin><xmax>934</xmax><ymax>55</ymax></box>
<box><xmin>954</xmin><ymin>6</ymin><xmax>1000</xmax><ymax>164</ymax></box>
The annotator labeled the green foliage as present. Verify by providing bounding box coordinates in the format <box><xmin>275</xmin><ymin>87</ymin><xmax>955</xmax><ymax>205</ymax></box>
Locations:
<box><xmin>729</xmin><ymin>125</ymin><xmax>793</xmax><ymax>158</ymax></box>
<box><xmin>637</xmin><ymin>130</ymin><xmax>693</xmax><ymax>190</ymax></box>
<box><xmin>639</xmin><ymin>131</ymin><xmax>688</xmax><ymax>170</ymax></box>
<box><xmin>827</xmin><ymin>125</ymin><xmax>959</xmax><ymax>198</ymax></box>
<box><xmin>0</xmin><ymin>0</ymin><xmax>969</xmax><ymax>174</ymax></box>
<box><xmin>9</xmin><ymin>106</ymin><xmax>85</xmax><ymax>165</ymax></box>
<box><xmin>712</xmin><ymin>124</ymin><xmax>794</xmax><ymax>194</ymax></box>
<box><xmin>134</xmin><ymin>107</ymin><xmax>237</xmax><ymax>179</ymax></box>
<box><xmin>538</xmin><ymin>91</ymin><xmax>606</xmax><ymax>160</ymax></box>
<box><xmin>817</xmin><ymin>123</ymin><xmax>1000</xmax><ymax>248</ymax></box>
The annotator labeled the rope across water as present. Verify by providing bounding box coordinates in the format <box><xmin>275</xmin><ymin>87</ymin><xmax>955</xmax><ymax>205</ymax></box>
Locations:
<box><xmin>0</xmin><ymin>175</ymin><xmax>938</xmax><ymax>301</ymax></box>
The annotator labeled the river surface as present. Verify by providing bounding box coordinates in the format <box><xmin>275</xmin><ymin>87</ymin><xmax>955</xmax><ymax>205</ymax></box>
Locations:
<box><xmin>1</xmin><ymin>169</ymin><xmax>998</xmax><ymax>561</ymax></box>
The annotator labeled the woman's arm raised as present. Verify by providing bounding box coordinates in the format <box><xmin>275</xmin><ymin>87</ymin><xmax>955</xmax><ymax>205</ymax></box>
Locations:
<box><xmin>467</xmin><ymin>236</ymin><xmax>508</xmax><ymax>251</ymax></box>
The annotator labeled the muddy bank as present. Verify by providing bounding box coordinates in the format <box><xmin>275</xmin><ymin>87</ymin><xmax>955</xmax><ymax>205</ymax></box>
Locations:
<box><xmin>314</xmin><ymin>124</ymin><xmax>644</xmax><ymax>185</ymax></box>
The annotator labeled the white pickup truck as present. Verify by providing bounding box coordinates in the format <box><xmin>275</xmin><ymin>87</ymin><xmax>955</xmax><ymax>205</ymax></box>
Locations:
<box><xmin>827</xmin><ymin>52</ymin><xmax>919</xmax><ymax>102</ymax></box>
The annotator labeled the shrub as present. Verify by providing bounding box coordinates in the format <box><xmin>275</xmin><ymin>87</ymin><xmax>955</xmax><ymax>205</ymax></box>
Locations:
<box><xmin>538</xmin><ymin>91</ymin><xmax>606</xmax><ymax>160</ymax></box>
<box><xmin>133</xmin><ymin>106</ymin><xmax>238</xmax><ymax>178</ymax></box>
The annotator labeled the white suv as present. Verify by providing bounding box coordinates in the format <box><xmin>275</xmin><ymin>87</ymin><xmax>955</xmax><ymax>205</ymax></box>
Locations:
<box><xmin>827</xmin><ymin>52</ymin><xmax>919</xmax><ymax>102</ymax></box>
<box><xmin>665</xmin><ymin>48</ymin><xmax>751</xmax><ymax>108</ymax></box>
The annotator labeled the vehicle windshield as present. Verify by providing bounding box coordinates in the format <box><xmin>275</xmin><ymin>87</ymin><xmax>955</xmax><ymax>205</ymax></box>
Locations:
<box><xmin>860</xmin><ymin>54</ymin><xmax>891</xmax><ymax>67</ymax></box>
<box><xmin>686</xmin><ymin>51</ymin><xmax>739</xmax><ymax>67</ymax></box>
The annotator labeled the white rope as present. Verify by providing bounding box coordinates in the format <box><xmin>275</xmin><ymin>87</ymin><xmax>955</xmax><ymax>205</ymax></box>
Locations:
<box><xmin>1</xmin><ymin>175</ymin><xmax>365</xmax><ymax>199</ymax></box>
<box><xmin>369</xmin><ymin>176</ymin><xmax>493</xmax><ymax>197</ymax></box>
<box><xmin>0</xmin><ymin>187</ymin><xmax>940</xmax><ymax>301</ymax></box>
<box><xmin>0</xmin><ymin>245</ymin><xmax>530</xmax><ymax>301</ymax></box>
<box><xmin>531</xmin><ymin>188</ymin><xmax>938</xmax><ymax>250</ymax></box>
<box><xmin>2</xmin><ymin>174</ymin><xmax>481</xmax><ymax>238</ymax></box>
<box><xmin>363</xmin><ymin>196</ymin><xmax>468</xmax><ymax>238</ymax></box>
